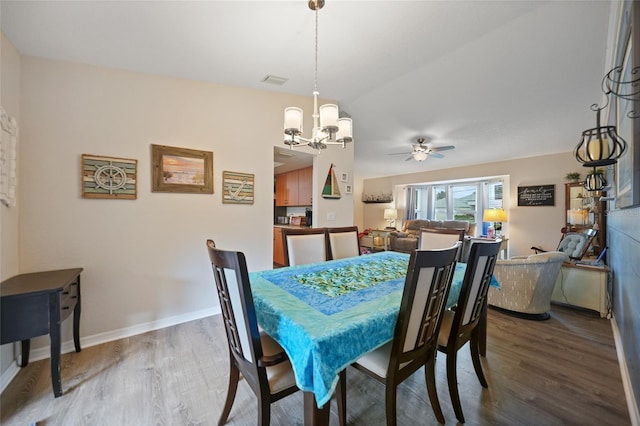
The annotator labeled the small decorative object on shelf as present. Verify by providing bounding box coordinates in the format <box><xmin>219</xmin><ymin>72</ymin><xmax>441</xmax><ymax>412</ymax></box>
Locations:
<box><xmin>565</xmin><ymin>172</ymin><xmax>581</xmax><ymax>182</ymax></box>
<box><xmin>362</xmin><ymin>193</ymin><xmax>393</xmax><ymax>203</ymax></box>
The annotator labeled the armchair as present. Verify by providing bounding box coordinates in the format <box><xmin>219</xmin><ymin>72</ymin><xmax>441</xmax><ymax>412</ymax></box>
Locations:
<box><xmin>531</xmin><ymin>228</ymin><xmax>597</xmax><ymax>260</ymax></box>
<box><xmin>488</xmin><ymin>251</ymin><xmax>569</xmax><ymax>320</ymax></box>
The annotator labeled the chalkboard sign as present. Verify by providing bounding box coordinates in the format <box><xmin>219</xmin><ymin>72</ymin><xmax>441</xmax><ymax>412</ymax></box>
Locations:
<box><xmin>517</xmin><ymin>185</ymin><xmax>555</xmax><ymax>206</ymax></box>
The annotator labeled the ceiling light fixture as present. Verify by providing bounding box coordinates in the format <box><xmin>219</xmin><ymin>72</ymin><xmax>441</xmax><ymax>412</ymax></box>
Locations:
<box><xmin>413</xmin><ymin>151</ymin><xmax>428</xmax><ymax>162</ymax></box>
<box><xmin>283</xmin><ymin>0</ymin><xmax>353</xmax><ymax>153</ymax></box>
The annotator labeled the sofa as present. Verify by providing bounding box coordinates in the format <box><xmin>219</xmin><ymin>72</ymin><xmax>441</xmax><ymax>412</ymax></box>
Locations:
<box><xmin>389</xmin><ymin>219</ymin><xmax>476</xmax><ymax>253</ymax></box>
<box><xmin>488</xmin><ymin>251</ymin><xmax>569</xmax><ymax>320</ymax></box>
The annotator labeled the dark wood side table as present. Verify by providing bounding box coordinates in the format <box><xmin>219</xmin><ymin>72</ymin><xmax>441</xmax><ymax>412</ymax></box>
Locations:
<box><xmin>0</xmin><ymin>268</ymin><xmax>82</xmax><ymax>397</ymax></box>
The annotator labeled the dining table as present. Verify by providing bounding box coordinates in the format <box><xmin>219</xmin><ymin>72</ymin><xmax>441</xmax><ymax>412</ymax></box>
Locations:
<box><xmin>249</xmin><ymin>250</ymin><xmax>498</xmax><ymax>424</ymax></box>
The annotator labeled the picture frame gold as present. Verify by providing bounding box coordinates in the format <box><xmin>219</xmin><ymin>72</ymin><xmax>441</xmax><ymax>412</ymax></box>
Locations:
<box><xmin>222</xmin><ymin>171</ymin><xmax>255</xmax><ymax>204</ymax></box>
<box><xmin>151</xmin><ymin>144</ymin><xmax>213</xmax><ymax>194</ymax></box>
<box><xmin>82</xmin><ymin>154</ymin><xmax>137</xmax><ymax>199</ymax></box>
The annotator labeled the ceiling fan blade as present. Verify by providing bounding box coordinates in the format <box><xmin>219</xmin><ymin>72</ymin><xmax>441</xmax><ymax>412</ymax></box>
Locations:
<box><xmin>429</xmin><ymin>145</ymin><xmax>455</xmax><ymax>152</ymax></box>
<box><xmin>388</xmin><ymin>152</ymin><xmax>411</xmax><ymax>156</ymax></box>
<box><xmin>405</xmin><ymin>155</ymin><xmax>414</xmax><ymax>161</ymax></box>
<box><xmin>430</xmin><ymin>152</ymin><xmax>445</xmax><ymax>158</ymax></box>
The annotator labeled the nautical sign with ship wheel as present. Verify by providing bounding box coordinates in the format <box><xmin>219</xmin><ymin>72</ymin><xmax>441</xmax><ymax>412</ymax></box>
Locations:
<box><xmin>322</xmin><ymin>163</ymin><xmax>341</xmax><ymax>199</ymax></box>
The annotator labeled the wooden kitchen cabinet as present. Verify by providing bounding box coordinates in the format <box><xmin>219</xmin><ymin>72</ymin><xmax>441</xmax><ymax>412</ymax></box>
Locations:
<box><xmin>273</xmin><ymin>227</ymin><xmax>285</xmax><ymax>266</ymax></box>
<box><xmin>275</xmin><ymin>173</ymin><xmax>289</xmax><ymax>206</ymax></box>
<box><xmin>275</xmin><ymin>167</ymin><xmax>312</xmax><ymax>207</ymax></box>
<box><xmin>298</xmin><ymin>167</ymin><xmax>313</xmax><ymax>205</ymax></box>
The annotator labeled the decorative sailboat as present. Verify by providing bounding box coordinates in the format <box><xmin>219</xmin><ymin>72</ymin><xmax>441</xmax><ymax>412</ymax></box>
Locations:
<box><xmin>322</xmin><ymin>163</ymin><xmax>341</xmax><ymax>199</ymax></box>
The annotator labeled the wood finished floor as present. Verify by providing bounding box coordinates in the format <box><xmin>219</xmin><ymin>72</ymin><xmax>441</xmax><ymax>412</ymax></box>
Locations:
<box><xmin>0</xmin><ymin>304</ymin><xmax>630</xmax><ymax>426</ymax></box>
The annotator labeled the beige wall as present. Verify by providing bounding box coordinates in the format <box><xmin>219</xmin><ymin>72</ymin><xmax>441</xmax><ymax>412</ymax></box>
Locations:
<box><xmin>0</xmin><ymin>33</ymin><xmax>22</xmax><ymax>378</ymax></box>
<box><xmin>1</xmin><ymin>33</ymin><xmax>21</xmax><ymax>281</ymax></box>
<box><xmin>16</xmin><ymin>55</ymin><xmax>353</xmax><ymax>355</ymax></box>
<box><xmin>360</xmin><ymin>152</ymin><xmax>576</xmax><ymax>258</ymax></box>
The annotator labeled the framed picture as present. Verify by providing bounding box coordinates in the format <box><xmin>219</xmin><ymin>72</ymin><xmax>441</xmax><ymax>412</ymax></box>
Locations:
<box><xmin>340</xmin><ymin>172</ymin><xmax>348</xmax><ymax>182</ymax></box>
<box><xmin>151</xmin><ymin>144</ymin><xmax>213</xmax><ymax>194</ymax></box>
<box><xmin>614</xmin><ymin>1</ymin><xmax>640</xmax><ymax>208</ymax></box>
<box><xmin>345</xmin><ymin>184</ymin><xmax>353</xmax><ymax>194</ymax></box>
<box><xmin>222</xmin><ymin>171</ymin><xmax>254</xmax><ymax>204</ymax></box>
<box><xmin>82</xmin><ymin>154</ymin><xmax>137</xmax><ymax>199</ymax></box>
<box><xmin>0</xmin><ymin>107</ymin><xmax>18</xmax><ymax>207</ymax></box>
<box><xmin>517</xmin><ymin>185</ymin><xmax>555</xmax><ymax>206</ymax></box>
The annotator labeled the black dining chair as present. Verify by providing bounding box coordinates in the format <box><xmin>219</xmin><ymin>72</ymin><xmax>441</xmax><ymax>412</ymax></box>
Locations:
<box><xmin>207</xmin><ymin>240</ymin><xmax>298</xmax><ymax>425</ymax></box>
<box><xmin>207</xmin><ymin>240</ymin><xmax>345</xmax><ymax>426</ymax></box>
<box><xmin>437</xmin><ymin>239</ymin><xmax>501</xmax><ymax>423</ymax></box>
<box><xmin>281</xmin><ymin>227</ymin><xmax>329</xmax><ymax>266</ymax></box>
<box><xmin>326</xmin><ymin>226</ymin><xmax>360</xmax><ymax>260</ymax></box>
<box><xmin>351</xmin><ymin>244</ymin><xmax>460</xmax><ymax>425</ymax></box>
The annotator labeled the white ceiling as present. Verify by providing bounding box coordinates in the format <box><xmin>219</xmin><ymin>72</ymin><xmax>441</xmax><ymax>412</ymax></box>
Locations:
<box><xmin>0</xmin><ymin>1</ymin><xmax>614</xmax><ymax>179</ymax></box>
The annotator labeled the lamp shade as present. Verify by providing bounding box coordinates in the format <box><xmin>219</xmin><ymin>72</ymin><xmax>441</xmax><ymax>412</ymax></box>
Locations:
<box><xmin>384</xmin><ymin>208</ymin><xmax>398</xmax><ymax>220</ymax></box>
<box><xmin>413</xmin><ymin>152</ymin><xmax>428</xmax><ymax>162</ymax></box>
<box><xmin>483</xmin><ymin>208</ymin><xmax>507</xmax><ymax>222</ymax></box>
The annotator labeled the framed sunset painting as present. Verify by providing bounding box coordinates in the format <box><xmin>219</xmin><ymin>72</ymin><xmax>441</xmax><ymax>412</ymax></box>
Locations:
<box><xmin>151</xmin><ymin>144</ymin><xmax>213</xmax><ymax>194</ymax></box>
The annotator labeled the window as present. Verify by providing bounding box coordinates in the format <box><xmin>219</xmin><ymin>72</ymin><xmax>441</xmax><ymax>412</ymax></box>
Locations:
<box><xmin>406</xmin><ymin>177</ymin><xmax>504</xmax><ymax>235</ymax></box>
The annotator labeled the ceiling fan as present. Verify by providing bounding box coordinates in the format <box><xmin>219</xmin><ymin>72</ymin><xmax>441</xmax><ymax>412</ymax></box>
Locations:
<box><xmin>389</xmin><ymin>137</ymin><xmax>455</xmax><ymax>162</ymax></box>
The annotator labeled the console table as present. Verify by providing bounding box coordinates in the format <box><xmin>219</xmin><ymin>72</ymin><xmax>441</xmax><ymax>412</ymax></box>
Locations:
<box><xmin>0</xmin><ymin>268</ymin><xmax>83</xmax><ymax>397</ymax></box>
<box><xmin>360</xmin><ymin>229</ymin><xmax>393</xmax><ymax>251</ymax></box>
<box><xmin>552</xmin><ymin>262</ymin><xmax>610</xmax><ymax>318</ymax></box>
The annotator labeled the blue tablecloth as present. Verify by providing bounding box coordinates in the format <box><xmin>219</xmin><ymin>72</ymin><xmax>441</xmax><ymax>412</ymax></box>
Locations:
<box><xmin>249</xmin><ymin>251</ymin><xmax>497</xmax><ymax>407</ymax></box>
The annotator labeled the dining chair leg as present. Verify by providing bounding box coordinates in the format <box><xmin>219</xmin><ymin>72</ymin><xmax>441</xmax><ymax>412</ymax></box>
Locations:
<box><xmin>479</xmin><ymin>302</ymin><xmax>487</xmax><ymax>357</ymax></box>
<box><xmin>446</xmin><ymin>350</ymin><xmax>465</xmax><ymax>424</ymax></box>
<box><xmin>424</xmin><ymin>355</ymin><xmax>445</xmax><ymax>424</ymax></box>
<box><xmin>385</xmin><ymin>384</ymin><xmax>398</xmax><ymax>426</ymax></box>
<box><xmin>336</xmin><ymin>369</ymin><xmax>347</xmax><ymax>426</ymax></box>
<box><xmin>257</xmin><ymin>397</ymin><xmax>271</xmax><ymax>426</ymax></box>
<box><xmin>470</xmin><ymin>329</ymin><xmax>488</xmax><ymax>388</ymax></box>
<box><xmin>218</xmin><ymin>360</ymin><xmax>240</xmax><ymax>425</ymax></box>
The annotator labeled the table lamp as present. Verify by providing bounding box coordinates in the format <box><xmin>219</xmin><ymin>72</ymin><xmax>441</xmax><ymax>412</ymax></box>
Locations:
<box><xmin>384</xmin><ymin>208</ymin><xmax>398</xmax><ymax>229</ymax></box>
<box><xmin>483</xmin><ymin>208</ymin><xmax>507</xmax><ymax>237</ymax></box>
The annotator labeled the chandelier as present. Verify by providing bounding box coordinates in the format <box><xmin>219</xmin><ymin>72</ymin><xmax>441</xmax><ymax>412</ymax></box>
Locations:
<box><xmin>283</xmin><ymin>0</ymin><xmax>353</xmax><ymax>152</ymax></box>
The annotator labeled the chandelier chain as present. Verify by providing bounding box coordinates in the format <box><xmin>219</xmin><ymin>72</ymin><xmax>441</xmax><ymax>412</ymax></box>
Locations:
<box><xmin>314</xmin><ymin>7</ymin><xmax>319</xmax><ymax>93</ymax></box>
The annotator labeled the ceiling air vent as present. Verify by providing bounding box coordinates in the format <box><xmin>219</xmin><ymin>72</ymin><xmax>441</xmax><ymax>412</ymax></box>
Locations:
<box><xmin>262</xmin><ymin>75</ymin><xmax>288</xmax><ymax>86</ymax></box>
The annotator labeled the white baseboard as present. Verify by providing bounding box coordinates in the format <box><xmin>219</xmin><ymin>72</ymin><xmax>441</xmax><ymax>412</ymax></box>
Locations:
<box><xmin>0</xmin><ymin>360</ymin><xmax>20</xmax><ymax>393</ymax></box>
<box><xmin>611</xmin><ymin>313</ymin><xmax>640</xmax><ymax>426</ymax></box>
<box><xmin>0</xmin><ymin>306</ymin><xmax>221</xmax><ymax>394</ymax></box>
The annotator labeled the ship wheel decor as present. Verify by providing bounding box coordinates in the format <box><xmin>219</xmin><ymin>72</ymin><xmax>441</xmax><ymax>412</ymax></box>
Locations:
<box><xmin>81</xmin><ymin>154</ymin><xmax>137</xmax><ymax>199</ymax></box>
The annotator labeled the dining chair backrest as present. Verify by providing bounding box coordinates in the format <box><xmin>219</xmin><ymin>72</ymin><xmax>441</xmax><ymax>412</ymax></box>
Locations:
<box><xmin>457</xmin><ymin>239</ymin><xmax>501</xmax><ymax>328</ymax></box>
<box><xmin>392</xmin><ymin>245</ymin><xmax>459</xmax><ymax>367</ymax></box>
<box><xmin>326</xmin><ymin>226</ymin><xmax>360</xmax><ymax>260</ymax></box>
<box><xmin>281</xmin><ymin>228</ymin><xmax>329</xmax><ymax>266</ymax></box>
<box><xmin>206</xmin><ymin>239</ymin><xmax>261</xmax><ymax>365</ymax></box>
<box><xmin>418</xmin><ymin>228</ymin><xmax>466</xmax><ymax>258</ymax></box>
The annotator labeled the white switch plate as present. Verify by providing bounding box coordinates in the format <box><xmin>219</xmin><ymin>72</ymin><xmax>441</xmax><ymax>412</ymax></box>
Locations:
<box><xmin>327</xmin><ymin>212</ymin><xmax>336</xmax><ymax>221</ymax></box>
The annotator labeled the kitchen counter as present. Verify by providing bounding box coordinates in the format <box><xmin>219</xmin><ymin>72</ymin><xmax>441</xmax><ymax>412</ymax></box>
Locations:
<box><xmin>274</xmin><ymin>224</ymin><xmax>313</xmax><ymax>229</ymax></box>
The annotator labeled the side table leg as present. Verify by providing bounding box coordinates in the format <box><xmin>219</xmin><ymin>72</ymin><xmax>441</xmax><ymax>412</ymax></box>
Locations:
<box><xmin>73</xmin><ymin>277</ymin><xmax>82</xmax><ymax>352</ymax></box>
<box><xmin>49</xmin><ymin>294</ymin><xmax>63</xmax><ymax>398</ymax></box>
<box><xmin>20</xmin><ymin>340</ymin><xmax>30</xmax><ymax>367</ymax></box>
